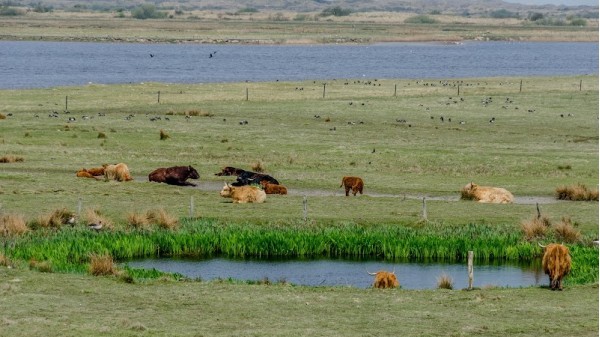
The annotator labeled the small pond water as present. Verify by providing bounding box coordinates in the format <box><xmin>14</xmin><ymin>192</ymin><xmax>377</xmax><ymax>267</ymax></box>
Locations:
<box><xmin>124</xmin><ymin>257</ymin><xmax>545</xmax><ymax>289</ymax></box>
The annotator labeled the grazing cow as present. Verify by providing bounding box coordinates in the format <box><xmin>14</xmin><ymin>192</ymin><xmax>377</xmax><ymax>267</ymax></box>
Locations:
<box><xmin>368</xmin><ymin>270</ymin><xmax>399</xmax><ymax>289</ymax></box>
<box><xmin>215</xmin><ymin>166</ymin><xmax>279</xmax><ymax>186</ymax></box>
<box><xmin>104</xmin><ymin>163</ymin><xmax>133</xmax><ymax>182</ymax></box>
<box><xmin>148</xmin><ymin>165</ymin><xmax>200</xmax><ymax>186</ymax></box>
<box><xmin>460</xmin><ymin>182</ymin><xmax>513</xmax><ymax>204</ymax></box>
<box><xmin>340</xmin><ymin>176</ymin><xmax>364</xmax><ymax>196</ymax></box>
<box><xmin>540</xmin><ymin>243</ymin><xmax>572</xmax><ymax>291</ymax></box>
<box><xmin>260</xmin><ymin>181</ymin><xmax>288</xmax><ymax>195</ymax></box>
<box><xmin>220</xmin><ymin>183</ymin><xmax>266</xmax><ymax>203</ymax></box>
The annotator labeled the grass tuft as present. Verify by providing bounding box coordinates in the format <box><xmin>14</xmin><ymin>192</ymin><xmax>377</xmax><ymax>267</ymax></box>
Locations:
<box><xmin>251</xmin><ymin>160</ymin><xmax>265</xmax><ymax>172</ymax></box>
<box><xmin>555</xmin><ymin>184</ymin><xmax>599</xmax><ymax>201</ymax></box>
<box><xmin>0</xmin><ymin>213</ymin><xmax>29</xmax><ymax>237</ymax></box>
<box><xmin>127</xmin><ymin>212</ymin><xmax>151</xmax><ymax>230</ymax></box>
<box><xmin>147</xmin><ymin>209</ymin><xmax>178</xmax><ymax>230</ymax></box>
<box><xmin>29</xmin><ymin>259</ymin><xmax>53</xmax><ymax>273</ymax></box>
<box><xmin>159</xmin><ymin>129</ymin><xmax>170</xmax><ymax>140</ymax></box>
<box><xmin>30</xmin><ymin>208</ymin><xmax>75</xmax><ymax>229</ymax></box>
<box><xmin>84</xmin><ymin>209</ymin><xmax>114</xmax><ymax>230</ymax></box>
<box><xmin>521</xmin><ymin>216</ymin><xmax>551</xmax><ymax>241</ymax></box>
<box><xmin>437</xmin><ymin>273</ymin><xmax>454</xmax><ymax>290</ymax></box>
<box><xmin>553</xmin><ymin>217</ymin><xmax>581</xmax><ymax>243</ymax></box>
<box><xmin>89</xmin><ymin>253</ymin><xmax>117</xmax><ymax>276</ymax></box>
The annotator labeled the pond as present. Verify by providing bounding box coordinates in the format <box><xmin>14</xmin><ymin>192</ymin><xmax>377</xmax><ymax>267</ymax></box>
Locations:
<box><xmin>124</xmin><ymin>257</ymin><xmax>545</xmax><ymax>290</ymax></box>
<box><xmin>0</xmin><ymin>41</ymin><xmax>597</xmax><ymax>89</ymax></box>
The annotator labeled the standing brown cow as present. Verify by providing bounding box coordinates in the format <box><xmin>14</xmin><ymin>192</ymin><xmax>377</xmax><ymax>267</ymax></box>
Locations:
<box><xmin>340</xmin><ymin>176</ymin><xmax>364</xmax><ymax>196</ymax></box>
<box><xmin>540</xmin><ymin>243</ymin><xmax>572</xmax><ymax>291</ymax></box>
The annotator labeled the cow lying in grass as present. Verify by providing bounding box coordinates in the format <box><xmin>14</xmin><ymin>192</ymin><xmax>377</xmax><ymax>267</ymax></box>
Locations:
<box><xmin>75</xmin><ymin>165</ymin><xmax>106</xmax><ymax>179</ymax></box>
<box><xmin>340</xmin><ymin>176</ymin><xmax>364</xmax><ymax>196</ymax></box>
<box><xmin>104</xmin><ymin>163</ymin><xmax>133</xmax><ymax>182</ymax></box>
<box><xmin>149</xmin><ymin>165</ymin><xmax>200</xmax><ymax>186</ymax></box>
<box><xmin>260</xmin><ymin>181</ymin><xmax>287</xmax><ymax>195</ymax></box>
<box><xmin>460</xmin><ymin>182</ymin><xmax>513</xmax><ymax>204</ymax></box>
<box><xmin>220</xmin><ymin>183</ymin><xmax>266</xmax><ymax>203</ymax></box>
<box><xmin>215</xmin><ymin>166</ymin><xmax>279</xmax><ymax>186</ymax></box>
<box><xmin>368</xmin><ymin>270</ymin><xmax>399</xmax><ymax>289</ymax></box>
<box><xmin>540</xmin><ymin>243</ymin><xmax>571</xmax><ymax>291</ymax></box>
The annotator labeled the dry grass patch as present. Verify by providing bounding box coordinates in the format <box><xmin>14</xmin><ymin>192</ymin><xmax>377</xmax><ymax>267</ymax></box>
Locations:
<box><xmin>0</xmin><ymin>155</ymin><xmax>24</xmax><ymax>163</ymax></box>
<box><xmin>147</xmin><ymin>209</ymin><xmax>179</xmax><ymax>230</ymax></box>
<box><xmin>127</xmin><ymin>211</ymin><xmax>151</xmax><ymax>230</ymax></box>
<box><xmin>159</xmin><ymin>129</ymin><xmax>170</xmax><ymax>140</ymax></box>
<box><xmin>0</xmin><ymin>213</ymin><xmax>29</xmax><ymax>237</ymax></box>
<box><xmin>30</xmin><ymin>208</ymin><xmax>75</xmax><ymax>229</ymax></box>
<box><xmin>251</xmin><ymin>160</ymin><xmax>265</xmax><ymax>173</ymax></box>
<box><xmin>184</xmin><ymin>109</ymin><xmax>214</xmax><ymax>117</ymax></box>
<box><xmin>553</xmin><ymin>217</ymin><xmax>581</xmax><ymax>243</ymax></box>
<box><xmin>521</xmin><ymin>215</ymin><xmax>551</xmax><ymax>241</ymax></box>
<box><xmin>29</xmin><ymin>259</ymin><xmax>53</xmax><ymax>273</ymax></box>
<box><xmin>555</xmin><ymin>184</ymin><xmax>599</xmax><ymax>201</ymax></box>
<box><xmin>437</xmin><ymin>273</ymin><xmax>454</xmax><ymax>290</ymax></box>
<box><xmin>0</xmin><ymin>253</ymin><xmax>12</xmax><ymax>267</ymax></box>
<box><xmin>89</xmin><ymin>253</ymin><xmax>117</xmax><ymax>276</ymax></box>
<box><xmin>84</xmin><ymin>209</ymin><xmax>114</xmax><ymax>230</ymax></box>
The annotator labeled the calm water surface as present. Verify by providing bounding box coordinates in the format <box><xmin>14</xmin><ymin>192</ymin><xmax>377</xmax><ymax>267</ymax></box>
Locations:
<box><xmin>0</xmin><ymin>41</ymin><xmax>597</xmax><ymax>89</ymax></box>
<box><xmin>125</xmin><ymin>257</ymin><xmax>545</xmax><ymax>289</ymax></box>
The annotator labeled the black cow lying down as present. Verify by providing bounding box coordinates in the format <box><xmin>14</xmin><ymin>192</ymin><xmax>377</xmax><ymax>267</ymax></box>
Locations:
<box><xmin>149</xmin><ymin>165</ymin><xmax>200</xmax><ymax>186</ymax></box>
<box><xmin>215</xmin><ymin>166</ymin><xmax>279</xmax><ymax>186</ymax></box>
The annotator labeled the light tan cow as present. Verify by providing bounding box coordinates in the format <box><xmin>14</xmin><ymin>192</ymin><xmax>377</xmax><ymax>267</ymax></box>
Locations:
<box><xmin>461</xmin><ymin>182</ymin><xmax>513</xmax><ymax>204</ymax></box>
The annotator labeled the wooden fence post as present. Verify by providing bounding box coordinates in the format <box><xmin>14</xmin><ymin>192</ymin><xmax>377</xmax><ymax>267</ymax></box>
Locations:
<box><xmin>468</xmin><ymin>251</ymin><xmax>474</xmax><ymax>290</ymax></box>
<box><xmin>65</xmin><ymin>96</ymin><xmax>68</xmax><ymax>112</ymax></box>
<box><xmin>157</xmin><ymin>91</ymin><xmax>160</xmax><ymax>104</ymax></box>
<box><xmin>322</xmin><ymin>83</ymin><xmax>326</xmax><ymax>98</ymax></box>
<box><xmin>421</xmin><ymin>197</ymin><xmax>427</xmax><ymax>220</ymax></box>
<box><xmin>394</xmin><ymin>84</ymin><xmax>397</xmax><ymax>97</ymax></box>
<box><xmin>246</xmin><ymin>87</ymin><xmax>249</xmax><ymax>101</ymax></box>
<box><xmin>303</xmin><ymin>196</ymin><xmax>308</xmax><ymax>222</ymax></box>
<box><xmin>519</xmin><ymin>80</ymin><xmax>522</xmax><ymax>93</ymax></box>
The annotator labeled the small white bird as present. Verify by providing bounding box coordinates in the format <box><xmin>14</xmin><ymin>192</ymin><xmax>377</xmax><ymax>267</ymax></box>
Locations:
<box><xmin>88</xmin><ymin>221</ymin><xmax>103</xmax><ymax>231</ymax></box>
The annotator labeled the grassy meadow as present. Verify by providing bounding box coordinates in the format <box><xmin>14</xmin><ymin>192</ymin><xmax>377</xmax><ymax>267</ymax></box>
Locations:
<box><xmin>0</xmin><ymin>75</ymin><xmax>598</xmax><ymax>336</ymax></box>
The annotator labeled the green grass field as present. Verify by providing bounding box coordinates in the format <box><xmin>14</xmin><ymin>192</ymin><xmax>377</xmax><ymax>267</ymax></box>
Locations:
<box><xmin>0</xmin><ymin>75</ymin><xmax>598</xmax><ymax>336</ymax></box>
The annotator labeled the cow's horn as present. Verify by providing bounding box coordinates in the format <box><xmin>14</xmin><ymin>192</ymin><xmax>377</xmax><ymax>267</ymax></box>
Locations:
<box><xmin>538</xmin><ymin>242</ymin><xmax>547</xmax><ymax>248</ymax></box>
<box><xmin>366</xmin><ymin>270</ymin><xmax>377</xmax><ymax>276</ymax></box>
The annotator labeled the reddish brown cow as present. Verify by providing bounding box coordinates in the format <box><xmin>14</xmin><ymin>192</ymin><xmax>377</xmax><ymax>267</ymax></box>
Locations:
<box><xmin>540</xmin><ymin>243</ymin><xmax>572</xmax><ymax>291</ymax></box>
<box><xmin>368</xmin><ymin>270</ymin><xmax>400</xmax><ymax>289</ymax></box>
<box><xmin>340</xmin><ymin>176</ymin><xmax>364</xmax><ymax>196</ymax></box>
<box><xmin>149</xmin><ymin>166</ymin><xmax>200</xmax><ymax>186</ymax></box>
<box><xmin>260</xmin><ymin>181</ymin><xmax>287</xmax><ymax>195</ymax></box>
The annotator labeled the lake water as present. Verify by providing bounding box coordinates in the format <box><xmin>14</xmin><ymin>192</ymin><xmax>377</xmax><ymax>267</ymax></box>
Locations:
<box><xmin>124</xmin><ymin>257</ymin><xmax>545</xmax><ymax>290</ymax></box>
<box><xmin>0</xmin><ymin>41</ymin><xmax>597</xmax><ymax>89</ymax></box>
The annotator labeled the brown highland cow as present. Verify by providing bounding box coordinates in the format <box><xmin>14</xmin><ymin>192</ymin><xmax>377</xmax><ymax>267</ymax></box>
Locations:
<box><xmin>461</xmin><ymin>182</ymin><xmax>514</xmax><ymax>204</ymax></box>
<box><xmin>368</xmin><ymin>270</ymin><xmax>400</xmax><ymax>289</ymax></box>
<box><xmin>340</xmin><ymin>176</ymin><xmax>364</xmax><ymax>196</ymax></box>
<box><xmin>104</xmin><ymin>163</ymin><xmax>133</xmax><ymax>182</ymax></box>
<box><xmin>540</xmin><ymin>243</ymin><xmax>572</xmax><ymax>291</ymax></box>
<box><xmin>260</xmin><ymin>181</ymin><xmax>288</xmax><ymax>195</ymax></box>
<box><xmin>220</xmin><ymin>183</ymin><xmax>266</xmax><ymax>203</ymax></box>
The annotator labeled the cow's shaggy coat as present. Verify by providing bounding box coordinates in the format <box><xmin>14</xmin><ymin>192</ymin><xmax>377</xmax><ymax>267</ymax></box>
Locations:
<box><xmin>220</xmin><ymin>183</ymin><xmax>266</xmax><ymax>203</ymax></box>
<box><xmin>541</xmin><ymin>243</ymin><xmax>571</xmax><ymax>290</ymax></box>
<box><xmin>461</xmin><ymin>182</ymin><xmax>513</xmax><ymax>204</ymax></box>
<box><xmin>340</xmin><ymin>176</ymin><xmax>364</xmax><ymax>196</ymax></box>
<box><xmin>369</xmin><ymin>271</ymin><xmax>399</xmax><ymax>289</ymax></box>
<box><xmin>104</xmin><ymin>163</ymin><xmax>133</xmax><ymax>182</ymax></box>
<box><xmin>149</xmin><ymin>165</ymin><xmax>200</xmax><ymax>186</ymax></box>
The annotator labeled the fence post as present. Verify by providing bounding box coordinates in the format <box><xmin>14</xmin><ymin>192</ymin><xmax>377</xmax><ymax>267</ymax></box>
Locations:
<box><xmin>303</xmin><ymin>196</ymin><xmax>308</xmax><ymax>222</ymax></box>
<box><xmin>394</xmin><ymin>84</ymin><xmax>397</xmax><ymax>97</ymax></box>
<box><xmin>322</xmin><ymin>83</ymin><xmax>326</xmax><ymax>98</ymax></box>
<box><xmin>157</xmin><ymin>91</ymin><xmax>160</xmax><ymax>104</ymax></box>
<box><xmin>189</xmin><ymin>195</ymin><xmax>194</xmax><ymax>218</ymax></box>
<box><xmin>65</xmin><ymin>96</ymin><xmax>68</xmax><ymax>112</ymax></box>
<box><xmin>77</xmin><ymin>197</ymin><xmax>82</xmax><ymax>220</ymax></box>
<box><xmin>519</xmin><ymin>80</ymin><xmax>522</xmax><ymax>93</ymax></box>
<box><xmin>468</xmin><ymin>251</ymin><xmax>474</xmax><ymax>290</ymax></box>
<box><xmin>580</xmin><ymin>79</ymin><xmax>582</xmax><ymax>91</ymax></box>
<box><xmin>421</xmin><ymin>197</ymin><xmax>427</xmax><ymax>220</ymax></box>
<box><xmin>246</xmin><ymin>87</ymin><xmax>249</xmax><ymax>101</ymax></box>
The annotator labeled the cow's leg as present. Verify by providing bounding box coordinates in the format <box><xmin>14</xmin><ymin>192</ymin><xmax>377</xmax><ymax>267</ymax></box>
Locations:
<box><xmin>345</xmin><ymin>186</ymin><xmax>350</xmax><ymax>196</ymax></box>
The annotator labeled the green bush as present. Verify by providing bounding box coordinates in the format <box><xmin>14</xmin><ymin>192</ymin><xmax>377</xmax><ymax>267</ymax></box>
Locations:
<box><xmin>320</xmin><ymin>6</ymin><xmax>352</xmax><ymax>17</ymax></box>
<box><xmin>0</xmin><ymin>6</ymin><xmax>24</xmax><ymax>16</ymax></box>
<box><xmin>489</xmin><ymin>9</ymin><xmax>519</xmax><ymax>19</ymax></box>
<box><xmin>131</xmin><ymin>4</ymin><xmax>167</xmax><ymax>20</ymax></box>
<box><xmin>404</xmin><ymin>15</ymin><xmax>438</xmax><ymax>24</ymax></box>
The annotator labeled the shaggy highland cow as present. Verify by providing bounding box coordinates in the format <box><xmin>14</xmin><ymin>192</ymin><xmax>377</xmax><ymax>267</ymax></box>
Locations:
<box><xmin>76</xmin><ymin>166</ymin><xmax>106</xmax><ymax>179</ymax></box>
<box><xmin>368</xmin><ymin>270</ymin><xmax>399</xmax><ymax>289</ymax></box>
<box><xmin>104</xmin><ymin>163</ymin><xmax>133</xmax><ymax>182</ymax></box>
<box><xmin>260</xmin><ymin>181</ymin><xmax>288</xmax><ymax>195</ymax></box>
<box><xmin>220</xmin><ymin>183</ymin><xmax>266</xmax><ymax>204</ymax></box>
<box><xmin>149</xmin><ymin>165</ymin><xmax>200</xmax><ymax>186</ymax></box>
<box><xmin>340</xmin><ymin>176</ymin><xmax>364</xmax><ymax>196</ymax></box>
<box><xmin>540</xmin><ymin>243</ymin><xmax>572</xmax><ymax>291</ymax></box>
<box><xmin>461</xmin><ymin>182</ymin><xmax>513</xmax><ymax>204</ymax></box>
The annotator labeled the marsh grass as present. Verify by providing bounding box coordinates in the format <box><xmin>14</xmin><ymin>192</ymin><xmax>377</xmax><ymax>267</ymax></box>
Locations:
<box><xmin>0</xmin><ymin>213</ymin><xmax>28</xmax><ymax>237</ymax></box>
<box><xmin>553</xmin><ymin>217</ymin><xmax>581</xmax><ymax>243</ymax></box>
<box><xmin>89</xmin><ymin>253</ymin><xmax>117</xmax><ymax>276</ymax></box>
<box><xmin>147</xmin><ymin>209</ymin><xmax>178</xmax><ymax>230</ymax></box>
<box><xmin>29</xmin><ymin>208</ymin><xmax>76</xmax><ymax>229</ymax></box>
<box><xmin>521</xmin><ymin>216</ymin><xmax>551</xmax><ymax>241</ymax></box>
<box><xmin>0</xmin><ymin>155</ymin><xmax>24</xmax><ymax>163</ymax></box>
<box><xmin>555</xmin><ymin>184</ymin><xmax>599</xmax><ymax>201</ymax></box>
<box><xmin>159</xmin><ymin>129</ymin><xmax>170</xmax><ymax>140</ymax></box>
<box><xmin>84</xmin><ymin>209</ymin><xmax>114</xmax><ymax>230</ymax></box>
<box><xmin>436</xmin><ymin>273</ymin><xmax>454</xmax><ymax>290</ymax></box>
<box><xmin>127</xmin><ymin>211</ymin><xmax>151</xmax><ymax>230</ymax></box>
<box><xmin>29</xmin><ymin>259</ymin><xmax>53</xmax><ymax>273</ymax></box>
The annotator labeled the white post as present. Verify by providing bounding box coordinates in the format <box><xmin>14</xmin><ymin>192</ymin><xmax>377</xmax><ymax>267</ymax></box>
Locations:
<box><xmin>303</xmin><ymin>196</ymin><xmax>308</xmax><ymax>222</ymax></box>
<box><xmin>468</xmin><ymin>251</ymin><xmax>474</xmax><ymax>290</ymax></box>
<box><xmin>189</xmin><ymin>196</ymin><xmax>194</xmax><ymax>218</ymax></box>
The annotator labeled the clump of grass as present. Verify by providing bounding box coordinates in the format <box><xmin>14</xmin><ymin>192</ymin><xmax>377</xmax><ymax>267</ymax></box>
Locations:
<box><xmin>185</xmin><ymin>109</ymin><xmax>214</xmax><ymax>117</ymax></box>
<box><xmin>555</xmin><ymin>184</ymin><xmax>599</xmax><ymax>201</ymax></box>
<box><xmin>89</xmin><ymin>253</ymin><xmax>117</xmax><ymax>276</ymax></box>
<box><xmin>553</xmin><ymin>217</ymin><xmax>581</xmax><ymax>243</ymax></box>
<box><xmin>0</xmin><ymin>213</ymin><xmax>29</xmax><ymax>237</ymax></box>
<box><xmin>97</xmin><ymin>132</ymin><xmax>106</xmax><ymax>139</ymax></box>
<box><xmin>437</xmin><ymin>273</ymin><xmax>454</xmax><ymax>290</ymax></box>
<box><xmin>147</xmin><ymin>209</ymin><xmax>178</xmax><ymax>230</ymax></box>
<box><xmin>521</xmin><ymin>215</ymin><xmax>551</xmax><ymax>241</ymax></box>
<box><xmin>160</xmin><ymin>129</ymin><xmax>170</xmax><ymax>140</ymax></box>
<box><xmin>30</xmin><ymin>208</ymin><xmax>75</xmax><ymax>229</ymax></box>
<box><xmin>127</xmin><ymin>211</ymin><xmax>151</xmax><ymax>230</ymax></box>
<box><xmin>251</xmin><ymin>160</ymin><xmax>265</xmax><ymax>172</ymax></box>
<box><xmin>29</xmin><ymin>259</ymin><xmax>53</xmax><ymax>273</ymax></box>
<box><xmin>0</xmin><ymin>253</ymin><xmax>12</xmax><ymax>267</ymax></box>
<box><xmin>0</xmin><ymin>155</ymin><xmax>24</xmax><ymax>163</ymax></box>
<box><xmin>84</xmin><ymin>209</ymin><xmax>114</xmax><ymax>230</ymax></box>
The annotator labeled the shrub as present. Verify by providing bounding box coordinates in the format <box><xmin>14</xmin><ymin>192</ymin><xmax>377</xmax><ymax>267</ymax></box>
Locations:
<box><xmin>521</xmin><ymin>216</ymin><xmax>550</xmax><ymax>241</ymax></box>
<box><xmin>569</xmin><ymin>18</ymin><xmax>587</xmax><ymax>26</ymax></box>
<box><xmin>528</xmin><ymin>12</ymin><xmax>544</xmax><ymax>21</ymax></box>
<box><xmin>437</xmin><ymin>273</ymin><xmax>453</xmax><ymax>290</ymax></box>
<box><xmin>251</xmin><ymin>160</ymin><xmax>265</xmax><ymax>173</ymax></box>
<box><xmin>131</xmin><ymin>4</ymin><xmax>167</xmax><ymax>20</ymax></box>
<box><xmin>147</xmin><ymin>209</ymin><xmax>178</xmax><ymax>230</ymax></box>
<box><xmin>489</xmin><ymin>9</ymin><xmax>519</xmax><ymax>19</ymax></box>
<box><xmin>320</xmin><ymin>6</ymin><xmax>352</xmax><ymax>17</ymax></box>
<box><xmin>89</xmin><ymin>253</ymin><xmax>117</xmax><ymax>276</ymax></box>
<box><xmin>84</xmin><ymin>209</ymin><xmax>114</xmax><ymax>230</ymax></box>
<box><xmin>127</xmin><ymin>212</ymin><xmax>151</xmax><ymax>230</ymax></box>
<box><xmin>29</xmin><ymin>259</ymin><xmax>53</xmax><ymax>273</ymax></box>
<box><xmin>0</xmin><ymin>7</ymin><xmax>25</xmax><ymax>16</ymax></box>
<box><xmin>159</xmin><ymin>129</ymin><xmax>170</xmax><ymax>140</ymax></box>
<box><xmin>0</xmin><ymin>213</ymin><xmax>29</xmax><ymax>237</ymax></box>
<box><xmin>404</xmin><ymin>15</ymin><xmax>438</xmax><ymax>24</ymax></box>
<box><xmin>0</xmin><ymin>253</ymin><xmax>12</xmax><ymax>267</ymax></box>
<box><xmin>31</xmin><ymin>208</ymin><xmax>75</xmax><ymax>229</ymax></box>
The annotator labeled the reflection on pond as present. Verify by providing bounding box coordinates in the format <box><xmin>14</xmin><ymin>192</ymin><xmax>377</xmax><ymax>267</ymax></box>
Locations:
<box><xmin>124</xmin><ymin>257</ymin><xmax>545</xmax><ymax>290</ymax></box>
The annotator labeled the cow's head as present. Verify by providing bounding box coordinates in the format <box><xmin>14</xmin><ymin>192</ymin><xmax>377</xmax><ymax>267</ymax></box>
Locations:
<box><xmin>215</xmin><ymin>166</ymin><xmax>240</xmax><ymax>176</ymax></box>
<box><xmin>188</xmin><ymin>166</ymin><xmax>200</xmax><ymax>180</ymax></box>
